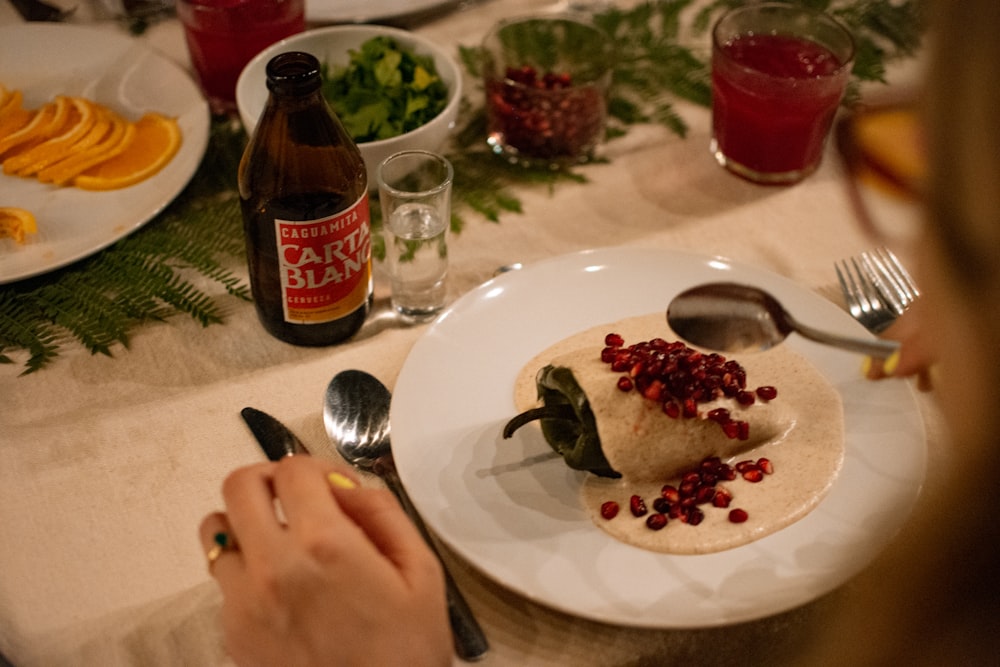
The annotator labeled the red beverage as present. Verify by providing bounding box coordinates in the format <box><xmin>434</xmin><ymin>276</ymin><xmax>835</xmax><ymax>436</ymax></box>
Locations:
<box><xmin>177</xmin><ymin>0</ymin><xmax>305</xmax><ymax>114</ymax></box>
<box><xmin>710</xmin><ymin>4</ymin><xmax>854</xmax><ymax>184</ymax></box>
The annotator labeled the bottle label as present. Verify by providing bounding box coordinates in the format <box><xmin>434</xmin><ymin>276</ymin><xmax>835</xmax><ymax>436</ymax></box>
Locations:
<box><xmin>275</xmin><ymin>194</ymin><xmax>372</xmax><ymax>324</ymax></box>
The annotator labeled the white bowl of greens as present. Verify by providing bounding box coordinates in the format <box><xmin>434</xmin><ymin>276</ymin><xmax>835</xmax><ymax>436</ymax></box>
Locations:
<box><xmin>237</xmin><ymin>25</ymin><xmax>462</xmax><ymax>187</ymax></box>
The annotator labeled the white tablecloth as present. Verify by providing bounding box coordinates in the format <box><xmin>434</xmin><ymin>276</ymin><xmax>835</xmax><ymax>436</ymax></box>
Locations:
<box><xmin>0</xmin><ymin>1</ymin><xmax>941</xmax><ymax>664</ymax></box>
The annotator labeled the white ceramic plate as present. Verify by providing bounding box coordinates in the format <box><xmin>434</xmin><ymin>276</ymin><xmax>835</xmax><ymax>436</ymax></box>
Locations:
<box><xmin>306</xmin><ymin>0</ymin><xmax>458</xmax><ymax>24</ymax></box>
<box><xmin>0</xmin><ymin>24</ymin><xmax>209</xmax><ymax>285</ymax></box>
<box><xmin>392</xmin><ymin>246</ymin><xmax>926</xmax><ymax>628</ymax></box>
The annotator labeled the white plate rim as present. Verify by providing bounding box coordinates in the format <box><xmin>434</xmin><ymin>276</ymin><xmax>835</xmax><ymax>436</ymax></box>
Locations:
<box><xmin>391</xmin><ymin>246</ymin><xmax>927</xmax><ymax>628</ymax></box>
<box><xmin>305</xmin><ymin>0</ymin><xmax>458</xmax><ymax>23</ymax></box>
<box><xmin>0</xmin><ymin>23</ymin><xmax>209</xmax><ymax>285</ymax></box>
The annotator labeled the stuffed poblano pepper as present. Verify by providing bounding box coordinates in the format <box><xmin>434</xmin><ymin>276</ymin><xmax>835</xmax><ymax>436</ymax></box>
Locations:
<box><xmin>503</xmin><ymin>335</ymin><xmax>776</xmax><ymax>482</ymax></box>
<box><xmin>503</xmin><ymin>364</ymin><xmax>620</xmax><ymax>478</ymax></box>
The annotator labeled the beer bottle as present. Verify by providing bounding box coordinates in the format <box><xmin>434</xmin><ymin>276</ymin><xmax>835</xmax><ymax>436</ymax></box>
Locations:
<box><xmin>238</xmin><ymin>51</ymin><xmax>372</xmax><ymax>345</ymax></box>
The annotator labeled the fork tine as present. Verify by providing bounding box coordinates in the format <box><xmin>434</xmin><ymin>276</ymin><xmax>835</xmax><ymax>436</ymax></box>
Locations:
<box><xmin>863</xmin><ymin>248</ymin><xmax>920</xmax><ymax>312</ymax></box>
<box><xmin>860</xmin><ymin>251</ymin><xmax>907</xmax><ymax>314</ymax></box>
<box><xmin>851</xmin><ymin>256</ymin><xmax>885</xmax><ymax>312</ymax></box>
<box><xmin>878</xmin><ymin>247</ymin><xmax>920</xmax><ymax>302</ymax></box>
<box><xmin>836</xmin><ymin>255</ymin><xmax>898</xmax><ymax>333</ymax></box>
<box><xmin>835</xmin><ymin>261</ymin><xmax>862</xmax><ymax>318</ymax></box>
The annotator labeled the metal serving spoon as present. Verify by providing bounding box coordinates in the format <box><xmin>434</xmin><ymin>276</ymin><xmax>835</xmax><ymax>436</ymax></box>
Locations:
<box><xmin>322</xmin><ymin>369</ymin><xmax>489</xmax><ymax>662</ymax></box>
<box><xmin>667</xmin><ymin>282</ymin><xmax>899</xmax><ymax>358</ymax></box>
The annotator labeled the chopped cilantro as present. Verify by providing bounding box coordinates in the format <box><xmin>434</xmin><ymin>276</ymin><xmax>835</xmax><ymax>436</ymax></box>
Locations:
<box><xmin>321</xmin><ymin>36</ymin><xmax>450</xmax><ymax>143</ymax></box>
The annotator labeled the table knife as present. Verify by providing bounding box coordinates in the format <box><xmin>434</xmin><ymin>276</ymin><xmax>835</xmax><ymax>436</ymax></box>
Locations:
<box><xmin>241</xmin><ymin>406</ymin><xmax>308</xmax><ymax>460</ymax></box>
<box><xmin>8</xmin><ymin>0</ymin><xmax>73</xmax><ymax>21</ymax></box>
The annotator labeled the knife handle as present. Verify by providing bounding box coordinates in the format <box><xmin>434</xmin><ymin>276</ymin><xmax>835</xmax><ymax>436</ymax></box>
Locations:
<box><xmin>374</xmin><ymin>456</ymin><xmax>489</xmax><ymax>662</ymax></box>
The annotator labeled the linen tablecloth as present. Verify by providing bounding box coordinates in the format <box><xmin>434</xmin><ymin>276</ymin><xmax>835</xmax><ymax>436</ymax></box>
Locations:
<box><xmin>0</xmin><ymin>1</ymin><xmax>941</xmax><ymax>664</ymax></box>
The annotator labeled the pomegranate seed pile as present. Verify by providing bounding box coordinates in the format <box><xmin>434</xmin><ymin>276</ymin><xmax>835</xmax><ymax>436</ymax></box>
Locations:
<box><xmin>486</xmin><ymin>65</ymin><xmax>605</xmax><ymax>160</ymax></box>
<box><xmin>600</xmin><ymin>455</ymin><xmax>774</xmax><ymax>529</ymax></box>
<box><xmin>600</xmin><ymin>333</ymin><xmax>777</xmax><ymax>441</ymax></box>
<box><xmin>598</xmin><ymin>333</ymin><xmax>779</xmax><ymax>529</ymax></box>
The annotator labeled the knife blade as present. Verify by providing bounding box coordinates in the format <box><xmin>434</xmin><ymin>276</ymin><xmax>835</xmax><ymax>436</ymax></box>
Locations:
<box><xmin>241</xmin><ymin>406</ymin><xmax>308</xmax><ymax>460</ymax></box>
<box><xmin>8</xmin><ymin>0</ymin><xmax>73</xmax><ymax>21</ymax></box>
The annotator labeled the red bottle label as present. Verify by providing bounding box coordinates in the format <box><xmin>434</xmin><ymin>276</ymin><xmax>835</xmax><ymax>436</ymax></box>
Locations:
<box><xmin>275</xmin><ymin>194</ymin><xmax>372</xmax><ymax>324</ymax></box>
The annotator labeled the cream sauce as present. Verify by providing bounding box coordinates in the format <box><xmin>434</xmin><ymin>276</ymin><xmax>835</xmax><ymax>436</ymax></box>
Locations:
<box><xmin>514</xmin><ymin>313</ymin><xmax>844</xmax><ymax>555</ymax></box>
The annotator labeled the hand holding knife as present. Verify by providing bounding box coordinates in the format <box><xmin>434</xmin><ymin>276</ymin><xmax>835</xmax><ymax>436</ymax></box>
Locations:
<box><xmin>239</xmin><ymin>406</ymin><xmax>489</xmax><ymax>662</ymax></box>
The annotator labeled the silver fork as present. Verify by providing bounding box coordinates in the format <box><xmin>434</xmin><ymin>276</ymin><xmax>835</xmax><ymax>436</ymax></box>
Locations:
<box><xmin>836</xmin><ymin>254</ymin><xmax>900</xmax><ymax>333</ymax></box>
<box><xmin>859</xmin><ymin>247</ymin><xmax>920</xmax><ymax>316</ymax></box>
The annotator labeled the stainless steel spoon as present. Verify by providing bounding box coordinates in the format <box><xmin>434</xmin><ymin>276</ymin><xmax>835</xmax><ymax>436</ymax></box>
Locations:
<box><xmin>667</xmin><ymin>282</ymin><xmax>900</xmax><ymax>358</ymax></box>
<box><xmin>322</xmin><ymin>369</ymin><xmax>489</xmax><ymax>662</ymax></box>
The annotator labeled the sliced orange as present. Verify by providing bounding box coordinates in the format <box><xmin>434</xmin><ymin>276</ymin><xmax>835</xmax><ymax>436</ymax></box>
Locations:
<box><xmin>0</xmin><ymin>91</ymin><xmax>34</xmax><ymax>142</ymax></box>
<box><xmin>5</xmin><ymin>97</ymin><xmax>98</xmax><ymax>176</ymax></box>
<box><xmin>74</xmin><ymin>112</ymin><xmax>181</xmax><ymax>191</ymax></box>
<box><xmin>37</xmin><ymin>111</ymin><xmax>134</xmax><ymax>186</ymax></box>
<box><xmin>0</xmin><ymin>95</ymin><xmax>70</xmax><ymax>158</ymax></box>
<box><xmin>0</xmin><ymin>207</ymin><xmax>37</xmax><ymax>244</ymax></box>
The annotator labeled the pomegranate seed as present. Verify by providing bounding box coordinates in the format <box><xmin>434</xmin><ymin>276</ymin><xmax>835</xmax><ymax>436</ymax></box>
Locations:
<box><xmin>617</xmin><ymin>377</ymin><xmax>634</xmax><ymax>392</ymax></box>
<box><xmin>695</xmin><ymin>485</ymin><xmax>717</xmax><ymax>505</ymax></box>
<box><xmin>642</xmin><ymin>380</ymin><xmax>664</xmax><ymax>401</ymax></box>
<box><xmin>736</xmin><ymin>390</ymin><xmax>756</xmax><ymax>406</ymax></box>
<box><xmin>742</xmin><ymin>468</ymin><xmax>764</xmax><ymax>483</ymax></box>
<box><xmin>652</xmin><ymin>497</ymin><xmax>671</xmax><ymax>514</ymax></box>
<box><xmin>758</xmin><ymin>458</ymin><xmax>774</xmax><ymax>474</ymax></box>
<box><xmin>646</xmin><ymin>514</ymin><xmax>668</xmax><ymax>530</ymax></box>
<box><xmin>712</xmin><ymin>491</ymin><xmax>732</xmax><ymax>508</ymax></box>
<box><xmin>605</xmin><ymin>333</ymin><xmax>624</xmax><ymax>347</ymax></box>
<box><xmin>735</xmin><ymin>460</ymin><xmax>755</xmax><ymax>473</ymax></box>
<box><xmin>629</xmin><ymin>495</ymin><xmax>647</xmax><ymax>517</ymax></box>
<box><xmin>737</xmin><ymin>421</ymin><xmax>750</xmax><ymax>441</ymax></box>
<box><xmin>660</xmin><ymin>485</ymin><xmax>680</xmax><ymax>503</ymax></box>
<box><xmin>662</xmin><ymin>401</ymin><xmax>680</xmax><ymax>418</ymax></box>
<box><xmin>600</xmin><ymin>347</ymin><xmax>617</xmax><ymax>363</ymax></box>
<box><xmin>729</xmin><ymin>508</ymin><xmax>749</xmax><ymax>523</ymax></box>
<box><xmin>722</xmin><ymin>421</ymin><xmax>740</xmax><ymax>439</ymax></box>
<box><xmin>686</xmin><ymin>507</ymin><xmax>705</xmax><ymax>526</ymax></box>
<box><xmin>707</xmin><ymin>407</ymin><xmax>730</xmax><ymax>424</ymax></box>
<box><xmin>600</xmin><ymin>501</ymin><xmax>619</xmax><ymax>520</ymax></box>
<box><xmin>756</xmin><ymin>386</ymin><xmax>778</xmax><ymax>400</ymax></box>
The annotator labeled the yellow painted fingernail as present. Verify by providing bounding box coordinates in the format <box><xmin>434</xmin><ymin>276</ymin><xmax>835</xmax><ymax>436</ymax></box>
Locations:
<box><xmin>327</xmin><ymin>472</ymin><xmax>357</xmax><ymax>490</ymax></box>
<box><xmin>883</xmin><ymin>350</ymin><xmax>901</xmax><ymax>376</ymax></box>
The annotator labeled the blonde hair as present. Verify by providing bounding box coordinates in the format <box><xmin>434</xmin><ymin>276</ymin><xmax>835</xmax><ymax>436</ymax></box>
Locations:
<box><xmin>802</xmin><ymin>1</ymin><xmax>1000</xmax><ymax>663</ymax></box>
<box><xmin>925</xmin><ymin>0</ymin><xmax>1000</xmax><ymax>287</ymax></box>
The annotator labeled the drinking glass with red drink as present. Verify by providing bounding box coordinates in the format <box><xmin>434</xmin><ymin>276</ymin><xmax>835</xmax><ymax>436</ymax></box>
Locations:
<box><xmin>710</xmin><ymin>3</ymin><xmax>855</xmax><ymax>185</ymax></box>
<box><xmin>177</xmin><ymin>0</ymin><xmax>305</xmax><ymax>115</ymax></box>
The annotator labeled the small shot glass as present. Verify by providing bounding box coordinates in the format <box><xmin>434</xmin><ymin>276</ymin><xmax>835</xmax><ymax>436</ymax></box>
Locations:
<box><xmin>481</xmin><ymin>14</ymin><xmax>612</xmax><ymax>168</ymax></box>
<box><xmin>376</xmin><ymin>150</ymin><xmax>453</xmax><ymax>322</ymax></box>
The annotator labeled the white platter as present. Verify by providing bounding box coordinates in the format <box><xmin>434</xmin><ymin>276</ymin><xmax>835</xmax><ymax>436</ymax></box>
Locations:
<box><xmin>391</xmin><ymin>246</ymin><xmax>926</xmax><ymax>628</ymax></box>
<box><xmin>306</xmin><ymin>0</ymin><xmax>458</xmax><ymax>24</ymax></box>
<box><xmin>0</xmin><ymin>24</ymin><xmax>209</xmax><ymax>284</ymax></box>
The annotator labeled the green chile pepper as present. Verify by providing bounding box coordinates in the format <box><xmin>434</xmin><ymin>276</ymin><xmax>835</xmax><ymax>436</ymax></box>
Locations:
<box><xmin>502</xmin><ymin>364</ymin><xmax>620</xmax><ymax>478</ymax></box>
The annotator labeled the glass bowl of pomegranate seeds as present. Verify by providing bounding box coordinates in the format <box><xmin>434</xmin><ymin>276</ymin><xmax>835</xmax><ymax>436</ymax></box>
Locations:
<box><xmin>481</xmin><ymin>14</ymin><xmax>612</xmax><ymax>167</ymax></box>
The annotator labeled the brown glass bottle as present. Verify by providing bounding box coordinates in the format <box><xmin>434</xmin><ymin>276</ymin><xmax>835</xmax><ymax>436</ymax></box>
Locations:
<box><xmin>238</xmin><ymin>51</ymin><xmax>373</xmax><ymax>346</ymax></box>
